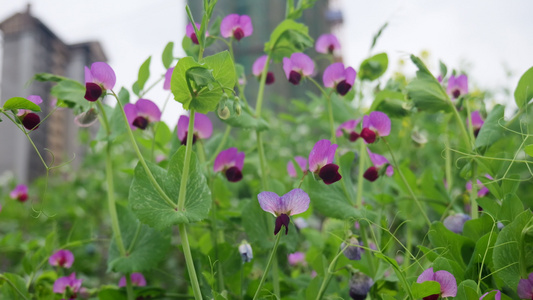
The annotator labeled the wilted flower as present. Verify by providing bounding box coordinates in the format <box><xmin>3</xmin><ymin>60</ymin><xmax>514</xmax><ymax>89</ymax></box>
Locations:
<box><xmin>416</xmin><ymin>268</ymin><xmax>457</xmax><ymax>299</ymax></box>
<box><xmin>124</xmin><ymin>99</ymin><xmax>161</xmax><ymax>130</ymax></box>
<box><xmin>480</xmin><ymin>290</ymin><xmax>501</xmax><ymax>300</ymax></box>
<box><xmin>518</xmin><ymin>273</ymin><xmax>533</xmax><ymax>300</ymax></box>
<box><xmin>469</xmin><ymin>111</ymin><xmax>484</xmax><ymax>137</ymax></box>
<box><xmin>361</xmin><ymin>111</ymin><xmax>391</xmax><ymax>144</ymax></box>
<box><xmin>447</xmin><ymin>74</ymin><xmax>468</xmax><ymax>100</ymax></box>
<box><xmin>287</xmin><ymin>156</ymin><xmax>307</xmax><ymax>178</ymax></box>
<box><xmin>283</xmin><ymin>53</ymin><xmax>315</xmax><ymax>85</ymax></box>
<box><xmin>49</xmin><ymin>249</ymin><xmax>74</xmax><ymax>268</ymax></box>
<box><xmin>220</xmin><ymin>14</ymin><xmax>253</xmax><ymax>41</ymax></box>
<box><xmin>288</xmin><ymin>252</ymin><xmax>306</xmax><ymax>266</ymax></box>
<box><xmin>74</xmin><ymin>108</ymin><xmax>99</xmax><ymax>127</ymax></box>
<box><xmin>17</xmin><ymin>95</ymin><xmax>43</xmax><ymax>130</ymax></box>
<box><xmin>341</xmin><ymin>237</ymin><xmax>362</xmax><ymax>261</ymax></box>
<box><xmin>214</xmin><ymin>148</ymin><xmax>245</xmax><ymax>182</ymax></box>
<box><xmin>53</xmin><ymin>272</ymin><xmax>82</xmax><ymax>297</ymax></box>
<box><xmin>84</xmin><ymin>62</ymin><xmax>116</xmax><ymax>102</ymax></box>
<box><xmin>186</xmin><ymin>22</ymin><xmax>205</xmax><ymax>45</ymax></box>
<box><xmin>10</xmin><ymin>184</ymin><xmax>28</xmax><ymax>202</ymax></box>
<box><xmin>118</xmin><ymin>273</ymin><xmax>146</xmax><ymax>287</ymax></box>
<box><xmin>238</xmin><ymin>241</ymin><xmax>253</xmax><ymax>263</ymax></box>
<box><xmin>252</xmin><ymin>55</ymin><xmax>274</xmax><ymax>85</ymax></box>
<box><xmin>308</xmin><ymin>139</ymin><xmax>342</xmax><ymax>185</ymax></box>
<box><xmin>336</xmin><ymin>119</ymin><xmax>361</xmax><ymax>142</ymax></box>
<box><xmin>363</xmin><ymin>149</ymin><xmax>393</xmax><ymax>182</ymax></box>
<box><xmin>315</xmin><ymin>33</ymin><xmax>341</xmax><ymax>55</ymax></box>
<box><xmin>163</xmin><ymin>67</ymin><xmax>174</xmax><ymax>90</ymax></box>
<box><xmin>443</xmin><ymin>213</ymin><xmax>471</xmax><ymax>234</ymax></box>
<box><xmin>258</xmin><ymin>188</ymin><xmax>310</xmax><ymax>235</ymax></box>
<box><xmin>349</xmin><ymin>272</ymin><xmax>374</xmax><ymax>300</ymax></box>
<box><xmin>323</xmin><ymin>62</ymin><xmax>356</xmax><ymax>96</ymax></box>
<box><xmin>177</xmin><ymin>113</ymin><xmax>213</xmax><ymax>145</ymax></box>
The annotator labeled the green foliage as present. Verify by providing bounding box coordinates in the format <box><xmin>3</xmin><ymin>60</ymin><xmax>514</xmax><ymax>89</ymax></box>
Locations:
<box><xmin>454</xmin><ymin>279</ymin><xmax>479</xmax><ymax>300</ymax></box>
<box><xmin>514</xmin><ymin>66</ymin><xmax>533</xmax><ymax>108</ymax></box>
<box><xmin>369</xmin><ymin>90</ymin><xmax>409</xmax><ymax>117</ymax></box>
<box><xmin>265</xmin><ymin>19</ymin><xmax>314</xmax><ymax>62</ymax></box>
<box><xmin>286</xmin><ymin>0</ymin><xmax>319</xmax><ymax>19</ymax></box>
<box><xmin>162</xmin><ymin>42</ymin><xmax>174</xmax><ymax>69</ymax></box>
<box><xmin>359</xmin><ymin>53</ymin><xmax>388</xmax><ymax>81</ymax></box>
<box><xmin>474</xmin><ymin>104</ymin><xmax>505</xmax><ymax>153</ymax></box>
<box><xmin>0</xmin><ymin>273</ymin><xmax>30</xmax><ymax>300</ymax></box>
<box><xmin>406</xmin><ymin>55</ymin><xmax>451</xmax><ymax>113</ymax></box>
<box><xmin>411</xmin><ymin>281</ymin><xmax>440</xmax><ymax>299</ymax></box>
<box><xmin>133</xmin><ymin>56</ymin><xmax>151</xmax><ymax>95</ymax></box>
<box><xmin>2</xmin><ymin>97</ymin><xmax>41</xmax><ymax>112</ymax></box>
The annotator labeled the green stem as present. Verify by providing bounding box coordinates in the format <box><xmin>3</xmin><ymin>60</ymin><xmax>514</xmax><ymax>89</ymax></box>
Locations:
<box><xmin>125</xmin><ymin>273</ymin><xmax>135</xmax><ymax>300</ymax></box>
<box><xmin>356</xmin><ymin>141</ymin><xmax>366</xmax><ymax>208</ymax></box>
<box><xmin>254</xmin><ymin>52</ymin><xmax>272</xmax><ymax>117</ymax></box>
<box><xmin>256</xmin><ymin>131</ymin><xmax>269</xmax><ymax>190</ymax></box>
<box><xmin>209</xmin><ymin>125</ymin><xmax>231</xmax><ymax>163</ymax></box>
<box><xmin>179</xmin><ymin>223</ymin><xmax>203</xmax><ymax>300</ymax></box>
<box><xmin>252</xmin><ymin>233</ymin><xmax>282</xmax><ymax>300</ymax></box>
<box><xmin>127</xmin><ymin>223</ymin><xmax>143</xmax><ymax>254</ymax></box>
<box><xmin>315</xmin><ymin>243</ymin><xmax>350</xmax><ymax>300</ymax></box>
<box><xmin>196</xmin><ymin>140</ymin><xmax>207</xmax><ymax>170</ymax></box>
<box><xmin>383</xmin><ymin>138</ymin><xmax>431</xmax><ymax>226</ymax></box>
<box><xmin>470</xmin><ymin>163</ymin><xmax>479</xmax><ymax>219</ymax></box>
<box><xmin>177</xmin><ymin>109</ymin><xmax>196</xmax><ymax>210</ymax></box>
<box><xmin>403</xmin><ymin>223</ymin><xmax>412</xmax><ymax>270</ymax></box>
<box><xmin>451</xmin><ymin>103</ymin><xmax>472</xmax><ymax>149</ymax></box>
<box><xmin>111</xmin><ymin>90</ymin><xmax>177</xmax><ymax>209</ymax></box>
<box><xmin>307</xmin><ymin>77</ymin><xmax>336</xmax><ymax>143</ymax></box>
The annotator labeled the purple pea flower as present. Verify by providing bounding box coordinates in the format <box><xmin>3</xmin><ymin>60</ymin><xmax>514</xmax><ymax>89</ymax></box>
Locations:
<box><xmin>282</xmin><ymin>53</ymin><xmax>315</xmax><ymax>85</ymax></box>
<box><xmin>308</xmin><ymin>139</ymin><xmax>342</xmax><ymax>185</ymax></box>
<box><xmin>177</xmin><ymin>112</ymin><xmax>213</xmax><ymax>145</ymax></box>
<box><xmin>124</xmin><ymin>99</ymin><xmax>161</xmax><ymax>130</ymax></box>
<box><xmin>341</xmin><ymin>237</ymin><xmax>362</xmax><ymax>261</ymax></box>
<box><xmin>416</xmin><ymin>268</ymin><xmax>457</xmax><ymax>299</ymax></box>
<box><xmin>288</xmin><ymin>252</ymin><xmax>306</xmax><ymax>266</ymax></box>
<box><xmin>214</xmin><ymin>147</ymin><xmax>245</xmax><ymax>182</ymax></box>
<box><xmin>84</xmin><ymin>62</ymin><xmax>116</xmax><ymax>102</ymax></box>
<box><xmin>466</xmin><ymin>174</ymin><xmax>493</xmax><ymax>198</ymax></box>
<box><xmin>163</xmin><ymin>67</ymin><xmax>174</xmax><ymax>90</ymax></box>
<box><xmin>336</xmin><ymin>119</ymin><xmax>361</xmax><ymax>142</ymax></box>
<box><xmin>17</xmin><ymin>95</ymin><xmax>43</xmax><ymax>131</ymax></box>
<box><xmin>469</xmin><ymin>110</ymin><xmax>484</xmax><ymax>137</ymax></box>
<box><xmin>447</xmin><ymin>74</ymin><xmax>468</xmax><ymax>100</ymax></box>
<box><xmin>49</xmin><ymin>249</ymin><xmax>74</xmax><ymax>268</ymax></box>
<box><xmin>186</xmin><ymin>22</ymin><xmax>205</xmax><ymax>45</ymax></box>
<box><xmin>53</xmin><ymin>272</ymin><xmax>82</xmax><ymax>297</ymax></box>
<box><xmin>361</xmin><ymin>111</ymin><xmax>391</xmax><ymax>144</ymax></box>
<box><xmin>315</xmin><ymin>33</ymin><xmax>341</xmax><ymax>55</ymax></box>
<box><xmin>220</xmin><ymin>14</ymin><xmax>253</xmax><ymax>41</ymax></box>
<box><xmin>118</xmin><ymin>273</ymin><xmax>146</xmax><ymax>287</ymax></box>
<box><xmin>349</xmin><ymin>272</ymin><xmax>374</xmax><ymax>300</ymax></box>
<box><xmin>287</xmin><ymin>156</ymin><xmax>307</xmax><ymax>178</ymax></box>
<box><xmin>258</xmin><ymin>188</ymin><xmax>310</xmax><ymax>235</ymax></box>
<box><xmin>363</xmin><ymin>149</ymin><xmax>393</xmax><ymax>182</ymax></box>
<box><xmin>518</xmin><ymin>273</ymin><xmax>533</xmax><ymax>299</ymax></box>
<box><xmin>252</xmin><ymin>55</ymin><xmax>274</xmax><ymax>85</ymax></box>
<box><xmin>323</xmin><ymin>62</ymin><xmax>356</xmax><ymax>96</ymax></box>
<box><xmin>480</xmin><ymin>290</ymin><xmax>501</xmax><ymax>300</ymax></box>
<box><xmin>443</xmin><ymin>213</ymin><xmax>471</xmax><ymax>234</ymax></box>
<box><xmin>10</xmin><ymin>184</ymin><xmax>28</xmax><ymax>202</ymax></box>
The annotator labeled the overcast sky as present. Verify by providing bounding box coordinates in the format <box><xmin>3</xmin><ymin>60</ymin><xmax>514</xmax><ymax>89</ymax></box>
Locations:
<box><xmin>1</xmin><ymin>0</ymin><xmax>532</xmax><ymax>124</ymax></box>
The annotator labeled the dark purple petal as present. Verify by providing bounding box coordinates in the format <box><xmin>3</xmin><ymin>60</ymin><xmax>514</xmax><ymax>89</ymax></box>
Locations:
<box><xmin>225</xmin><ymin>166</ymin><xmax>243</xmax><ymax>182</ymax></box>
<box><xmin>22</xmin><ymin>113</ymin><xmax>40</xmax><ymax>130</ymax></box>
<box><xmin>10</xmin><ymin>184</ymin><xmax>28</xmax><ymax>202</ymax></box>
<box><xmin>319</xmin><ymin>163</ymin><xmax>342</xmax><ymax>185</ymax></box>
<box><xmin>336</xmin><ymin>80</ymin><xmax>352</xmax><ymax>95</ymax></box>
<box><xmin>133</xmin><ymin>116</ymin><xmax>149</xmax><ymax>130</ymax></box>
<box><xmin>266</xmin><ymin>72</ymin><xmax>275</xmax><ymax>85</ymax></box>
<box><xmin>274</xmin><ymin>213</ymin><xmax>290</xmax><ymax>235</ymax></box>
<box><xmin>349</xmin><ymin>272</ymin><xmax>373</xmax><ymax>300</ymax></box>
<box><xmin>363</xmin><ymin>166</ymin><xmax>379</xmax><ymax>182</ymax></box>
<box><xmin>349</xmin><ymin>132</ymin><xmax>360</xmax><ymax>142</ymax></box>
<box><xmin>84</xmin><ymin>82</ymin><xmax>102</xmax><ymax>102</ymax></box>
<box><xmin>289</xmin><ymin>71</ymin><xmax>302</xmax><ymax>85</ymax></box>
<box><xmin>233</xmin><ymin>27</ymin><xmax>245</xmax><ymax>41</ymax></box>
<box><xmin>341</xmin><ymin>237</ymin><xmax>362</xmax><ymax>260</ymax></box>
<box><xmin>360</xmin><ymin>128</ymin><xmax>376</xmax><ymax>144</ymax></box>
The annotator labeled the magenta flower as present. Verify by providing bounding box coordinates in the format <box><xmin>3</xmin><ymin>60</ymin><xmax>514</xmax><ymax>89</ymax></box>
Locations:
<box><xmin>443</xmin><ymin>213</ymin><xmax>471</xmax><ymax>234</ymax></box>
<box><xmin>283</xmin><ymin>53</ymin><xmax>315</xmax><ymax>85</ymax></box>
<box><xmin>177</xmin><ymin>113</ymin><xmax>213</xmax><ymax>145</ymax></box>
<box><xmin>49</xmin><ymin>249</ymin><xmax>74</xmax><ymax>268</ymax></box>
<box><xmin>10</xmin><ymin>184</ymin><xmax>28</xmax><ymax>202</ymax></box>
<box><xmin>220</xmin><ymin>14</ymin><xmax>253</xmax><ymax>41</ymax></box>
<box><xmin>252</xmin><ymin>55</ymin><xmax>274</xmax><ymax>85</ymax></box>
<box><xmin>84</xmin><ymin>62</ymin><xmax>116</xmax><ymax>102</ymax></box>
<box><xmin>124</xmin><ymin>99</ymin><xmax>161</xmax><ymax>130</ymax></box>
<box><xmin>416</xmin><ymin>268</ymin><xmax>457</xmax><ymax>299</ymax></box>
<box><xmin>258</xmin><ymin>188</ymin><xmax>310</xmax><ymax>235</ymax></box>
<box><xmin>17</xmin><ymin>95</ymin><xmax>43</xmax><ymax>131</ymax></box>
<box><xmin>214</xmin><ymin>147</ymin><xmax>245</xmax><ymax>182</ymax></box>
<box><xmin>118</xmin><ymin>273</ymin><xmax>146</xmax><ymax>287</ymax></box>
<box><xmin>163</xmin><ymin>67</ymin><xmax>174</xmax><ymax>90</ymax></box>
<box><xmin>308</xmin><ymin>139</ymin><xmax>342</xmax><ymax>185</ymax></box>
<box><xmin>466</xmin><ymin>174</ymin><xmax>493</xmax><ymax>198</ymax></box>
<box><xmin>361</xmin><ymin>111</ymin><xmax>391</xmax><ymax>144</ymax></box>
<box><xmin>315</xmin><ymin>33</ymin><xmax>341</xmax><ymax>54</ymax></box>
<box><xmin>336</xmin><ymin>119</ymin><xmax>361</xmax><ymax>142</ymax></box>
<box><xmin>287</xmin><ymin>156</ymin><xmax>307</xmax><ymax>178</ymax></box>
<box><xmin>53</xmin><ymin>272</ymin><xmax>82</xmax><ymax>296</ymax></box>
<box><xmin>323</xmin><ymin>62</ymin><xmax>356</xmax><ymax>96</ymax></box>
<box><xmin>480</xmin><ymin>290</ymin><xmax>501</xmax><ymax>300</ymax></box>
<box><xmin>469</xmin><ymin>110</ymin><xmax>484</xmax><ymax>137</ymax></box>
<box><xmin>447</xmin><ymin>74</ymin><xmax>468</xmax><ymax>100</ymax></box>
<box><xmin>288</xmin><ymin>252</ymin><xmax>306</xmax><ymax>266</ymax></box>
<box><xmin>186</xmin><ymin>22</ymin><xmax>205</xmax><ymax>45</ymax></box>
<box><xmin>518</xmin><ymin>273</ymin><xmax>533</xmax><ymax>299</ymax></box>
<box><xmin>363</xmin><ymin>149</ymin><xmax>393</xmax><ymax>182</ymax></box>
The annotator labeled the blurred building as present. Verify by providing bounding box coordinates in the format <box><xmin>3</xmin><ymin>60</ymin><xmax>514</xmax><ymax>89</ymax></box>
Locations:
<box><xmin>0</xmin><ymin>5</ymin><xmax>106</xmax><ymax>183</ymax></box>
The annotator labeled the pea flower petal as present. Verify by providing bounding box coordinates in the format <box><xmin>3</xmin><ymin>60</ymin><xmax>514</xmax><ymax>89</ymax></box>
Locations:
<box><xmin>282</xmin><ymin>53</ymin><xmax>315</xmax><ymax>85</ymax></box>
<box><xmin>177</xmin><ymin>113</ymin><xmax>213</xmax><ymax>145</ymax></box>
<box><xmin>315</xmin><ymin>33</ymin><xmax>341</xmax><ymax>54</ymax></box>
<box><xmin>49</xmin><ymin>249</ymin><xmax>75</xmax><ymax>268</ymax></box>
<box><xmin>416</xmin><ymin>268</ymin><xmax>457</xmax><ymax>298</ymax></box>
<box><xmin>447</xmin><ymin>74</ymin><xmax>468</xmax><ymax>99</ymax></box>
<box><xmin>220</xmin><ymin>14</ymin><xmax>253</xmax><ymax>40</ymax></box>
<box><xmin>10</xmin><ymin>184</ymin><xmax>28</xmax><ymax>202</ymax></box>
<box><xmin>517</xmin><ymin>272</ymin><xmax>533</xmax><ymax>299</ymax></box>
<box><xmin>323</xmin><ymin>62</ymin><xmax>356</xmax><ymax>96</ymax></box>
<box><xmin>124</xmin><ymin>99</ymin><xmax>161</xmax><ymax>130</ymax></box>
<box><xmin>118</xmin><ymin>273</ymin><xmax>146</xmax><ymax>287</ymax></box>
<box><xmin>258</xmin><ymin>189</ymin><xmax>310</xmax><ymax>235</ymax></box>
<box><xmin>287</xmin><ymin>156</ymin><xmax>307</xmax><ymax>177</ymax></box>
<box><xmin>214</xmin><ymin>147</ymin><xmax>245</xmax><ymax>182</ymax></box>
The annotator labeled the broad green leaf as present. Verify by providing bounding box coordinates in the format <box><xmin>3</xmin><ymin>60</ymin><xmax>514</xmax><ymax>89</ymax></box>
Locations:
<box><xmin>95</xmin><ymin>103</ymin><xmax>127</xmax><ymax>141</ymax></box>
<box><xmin>359</xmin><ymin>53</ymin><xmax>388</xmax><ymax>81</ymax></box>
<box><xmin>464</xmin><ymin>231</ymin><xmax>498</xmax><ymax>282</ymax></box>
<box><xmin>406</xmin><ymin>56</ymin><xmax>451</xmax><ymax>113</ymax></box>
<box><xmin>186</xmin><ymin>66</ymin><xmax>216</xmax><ymax>91</ymax></box>
<box><xmin>427</xmin><ymin>222</ymin><xmax>475</xmax><ymax>268</ymax></box>
<box><xmin>50</xmin><ymin>79</ymin><xmax>87</xmax><ymax>110</ymax></box>
<box><xmin>108</xmin><ymin>204</ymin><xmax>171</xmax><ymax>273</ymax></box>
<box><xmin>369</xmin><ymin>90</ymin><xmax>409</xmax><ymax>117</ymax></box>
<box><xmin>98</xmin><ymin>289</ymin><xmax>127</xmax><ymax>300</ymax></box>
<box><xmin>0</xmin><ymin>273</ymin><xmax>30</xmax><ymax>299</ymax></box>
<box><xmin>499</xmin><ymin>193</ymin><xmax>524</xmax><ymax>225</ymax></box>
<box><xmin>265</xmin><ymin>19</ymin><xmax>314</xmax><ymax>62</ymax></box>
<box><xmin>514</xmin><ymin>66</ymin><xmax>533</xmax><ymax>108</ymax></box>
<box><xmin>493</xmin><ymin>210</ymin><xmax>533</xmax><ymax>288</ymax></box>
<box><xmin>137</xmin><ymin>56</ymin><xmax>151</xmax><ymax>91</ymax></box>
<box><xmin>162</xmin><ymin>42</ymin><xmax>174</xmax><ymax>69</ymax></box>
<box><xmin>475</xmin><ymin>105</ymin><xmax>505</xmax><ymax>153</ymax></box>
<box><xmin>454</xmin><ymin>279</ymin><xmax>479</xmax><ymax>300</ymax></box>
<box><xmin>439</xmin><ymin>60</ymin><xmax>448</xmax><ymax>79</ymax></box>
<box><xmin>411</xmin><ymin>281</ymin><xmax>441</xmax><ymax>299</ymax></box>
<box><xmin>3</xmin><ymin>97</ymin><xmax>41</xmax><ymax>112</ymax></box>
<box><xmin>33</xmin><ymin>72</ymin><xmax>69</xmax><ymax>82</ymax></box>
<box><xmin>129</xmin><ymin>146</ymin><xmax>211</xmax><ymax>229</ymax></box>
<box><xmin>525</xmin><ymin>144</ymin><xmax>533</xmax><ymax>157</ymax></box>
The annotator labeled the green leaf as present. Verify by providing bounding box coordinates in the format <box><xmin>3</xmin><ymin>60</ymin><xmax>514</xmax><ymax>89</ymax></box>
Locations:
<box><xmin>0</xmin><ymin>273</ymin><xmax>30</xmax><ymax>300</ymax></box>
<box><xmin>186</xmin><ymin>66</ymin><xmax>216</xmax><ymax>91</ymax></box>
<box><xmin>50</xmin><ymin>79</ymin><xmax>87</xmax><ymax>110</ymax></box>
<box><xmin>98</xmin><ymin>288</ymin><xmax>127</xmax><ymax>300</ymax></box>
<box><xmin>3</xmin><ymin>97</ymin><xmax>41</xmax><ymax>112</ymax></box>
<box><xmin>370</xmin><ymin>23</ymin><xmax>388</xmax><ymax>51</ymax></box>
<box><xmin>359</xmin><ymin>53</ymin><xmax>388</xmax><ymax>81</ymax></box>
<box><xmin>454</xmin><ymin>279</ymin><xmax>479</xmax><ymax>300</ymax></box>
<box><xmin>108</xmin><ymin>204</ymin><xmax>171</xmax><ymax>273</ymax></box>
<box><xmin>265</xmin><ymin>19</ymin><xmax>314</xmax><ymax>63</ymax></box>
<box><xmin>369</xmin><ymin>90</ymin><xmax>409</xmax><ymax>117</ymax></box>
<box><xmin>137</xmin><ymin>56</ymin><xmax>152</xmax><ymax>91</ymax></box>
<box><xmin>162</xmin><ymin>42</ymin><xmax>174</xmax><ymax>69</ymax></box>
<box><xmin>406</xmin><ymin>55</ymin><xmax>451</xmax><ymax>113</ymax></box>
<box><xmin>525</xmin><ymin>144</ymin><xmax>533</xmax><ymax>157</ymax></box>
<box><xmin>427</xmin><ymin>222</ymin><xmax>475</xmax><ymax>268</ymax></box>
<box><xmin>220</xmin><ymin>108</ymin><xmax>269</xmax><ymax>131</ymax></box>
<box><xmin>439</xmin><ymin>60</ymin><xmax>448</xmax><ymax>78</ymax></box>
<box><xmin>499</xmin><ymin>193</ymin><xmax>524</xmax><ymax>225</ymax></box>
<box><xmin>33</xmin><ymin>72</ymin><xmax>69</xmax><ymax>82</ymax></box>
<box><xmin>474</xmin><ymin>105</ymin><xmax>505</xmax><ymax>153</ymax></box>
<box><xmin>129</xmin><ymin>146</ymin><xmax>211</xmax><ymax>229</ymax></box>
<box><xmin>411</xmin><ymin>281</ymin><xmax>441</xmax><ymax>299</ymax></box>
<box><xmin>171</xmin><ymin>52</ymin><xmax>235</xmax><ymax>114</ymax></box>
<box><xmin>514</xmin><ymin>66</ymin><xmax>533</xmax><ymax>108</ymax></box>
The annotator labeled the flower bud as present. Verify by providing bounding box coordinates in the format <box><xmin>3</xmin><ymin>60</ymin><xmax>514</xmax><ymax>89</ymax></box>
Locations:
<box><xmin>233</xmin><ymin>95</ymin><xmax>240</xmax><ymax>103</ymax></box>
<box><xmin>349</xmin><ymin>272</ymin><xmax>373</xmax><ymax>300</ymax></box>
<box><xmin>341</xmin><ymin>237</ymin><xmax>362</xmax><ymax>261</ymax></box>
<box><xmin>74</xmin><ymin>108</ymin><xmax>99</xmax><ymax>127</ymax></box>
<box><xmin>238</xmin><ymin>241</ymin><xmax>253</xmax><ymax>263</ymax></box>
<box><xmin>235</xmin><ymin>103</ymin><xmax>242</xmax><ymax>116</ymax></box>
<box><xmin>218</xmin><ymin>106</ymin><xmax>230</xmax><ymax>120</ymax></box>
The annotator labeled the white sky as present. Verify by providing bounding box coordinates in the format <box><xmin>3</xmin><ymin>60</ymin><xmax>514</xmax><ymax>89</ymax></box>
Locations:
<box><xmin>1</xmin><ymin>0</ymin><xmax>532</xmax><ymax>124</ymax></box>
